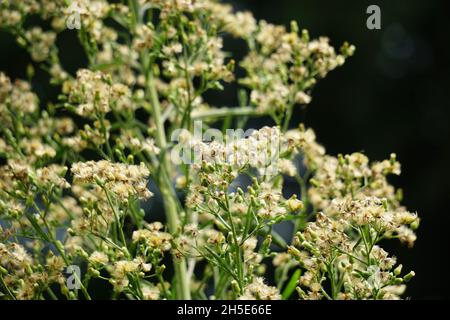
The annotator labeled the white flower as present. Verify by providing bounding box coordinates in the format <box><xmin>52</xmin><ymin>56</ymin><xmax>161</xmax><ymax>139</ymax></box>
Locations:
<box><xmin>89</xmin><ymin>251</ymin><xmax>109</xmax><ymax>265</ymax></box>
<box><xmin>239</xmin><ymin>277</ymin><xmax>281</xmax><ymax>300</ymax></box>
<box><xmin>71</xmin><ymin>160</ymin><xmax>152</xmax><ymax>201</ymax></box>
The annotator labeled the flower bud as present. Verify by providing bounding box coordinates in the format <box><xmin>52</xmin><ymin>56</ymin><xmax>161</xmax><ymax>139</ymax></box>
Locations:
<box><xmin>157</xmin><ymin>265</ymin><xmax>166</xmax><ymax>275</ymax></box>
<box><xmin>0</xmin><ymin>266</ymin><xmax>8</xmax><ymax>275</ymax></box>
<box><xmin>410</xmin><ymin>218</ymin><xmax>420</xmax><ymax>230</ymax></box>
<box><xmin>127</xmin><ymin>154</ymin><xmax>134</xmax><ymax>164</ymax></box>
<box><xmin>403</xmin><ymin>271</ymin><xmax>415</xmax><ymax>283</ymax></box>
<box><xmin>290</xmin><ymin>20</ymin><xmax>299</xmax><ymax>33</ymax></box>
<box><xmin>260</xmin><ymin>235</ymin><xmax>272</xmax><ymax>255</ymax></box>
<box><xmin>69</xmin><ymin>291</ymin><xmax>77</xmax><ymax>300</ymax></box>
<box><xmin>231</xmin><ymin>280</ymin><xmax>240</xmax><ymax>295</ymax></box>
<box><xmin>88</xmin><ymin>268</ymin><xmax>100</xmax><ymax>278</ymax></box>
<box><xmin>55</xmin><ymin>240</ymin><xmax>65</xmax><ymax>253</ymax></box>
<box><xmin>287</xmin><ymin>246</ymin><xmax>302</xmax><ymax>260</ymax></box>
<box><xmin>309</xmin><ymin>178</ymin><xmax>320</xmax><ymax>187</ymax></box>
<box><xmin>287</xmin><ymin>196</ymin><xmax>304</xmax><ymax>212</ymax></box>
<box><xmin>61</xmin><ymin>285</ymin><xmax>69</xmax><ymax>296</ymax></box>
<box><xmin>394</xmin><ymin>264</ymin><xmax>403</xmax><ymax>276</ymax></box>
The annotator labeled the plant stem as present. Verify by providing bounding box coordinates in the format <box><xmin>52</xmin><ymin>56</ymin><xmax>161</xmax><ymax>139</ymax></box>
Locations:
<box><xmin>131</xmin><ymin>0</ymin><xmax>189</xmax><ymax>298</ymax></box>
<box><xmin>191</xmin><ymin>107</ymin><xmax>263</xmax><ymax>121</ymax></box>
<box><xmin>46</xmin><ymin>287</ymin><xmax>58</xmax><ymax>300</ymax></box>
<box><xmin>146</xmin><ymin>69</ymin><xmax>191</xmax><ymax>300</ymax></box>
<box><xmin>283</xmin><ymin>104</ymin><xmax>294</xmax><ymax>132</ymax></box>
<box><xmin>103</xmin><ymin>187</ymin><xmax>128</xmax><ymax>249</ymax></box>
<box><xmin>224</xmin><ymin>195</ymin><xmax>244</xmax><ymax>293</ymax></box>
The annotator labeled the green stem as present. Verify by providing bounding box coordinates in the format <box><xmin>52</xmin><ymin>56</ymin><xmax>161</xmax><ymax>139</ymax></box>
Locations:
<box><xmin>283</xmin><ymin>104</ymin><xmax>294</xmax><ymax>132</ymax></box>
<box><xmin>191</xmin><ymin>107</ymin><xmax>263</xmax><ymax>121</ymax></box>
<box><xmin>320</xmin><ymin>287</ymin><xmax>333</xmax><ymax>300</ymax></box>
<box><xmin>103</xmin><ymin>187</ymin><xmax>128</xmax><ymax>248</ymax></box>
<box><xmin>224</xmin><ymin>196</ymin><xmax>244</xmax><ymax>292</ymax></box>
<box><xmin>130</xmin><ymin>0</ymin><xmax>189</xmax><ymax>298</ymax></box>
<box><xmin>146</xmin><ymin>69</ymin><xmax>191</xmax><ymax>300</ymax></box>
<box><xmin>98</xmin><ymin>114</ymin><xmax>113</xmax><ymax>160</ymax></box>
<box><xmin>46</xmin><ymin>287</ymin><xmax>58</xmax><ymax>300</ymax></box>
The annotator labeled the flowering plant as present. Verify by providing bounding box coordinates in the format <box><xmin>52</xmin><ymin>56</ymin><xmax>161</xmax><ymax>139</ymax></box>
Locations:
<box><xmin>0</xmin><ymin>0</ymin><xmax>419</xmax><ymax>300</ymax></box>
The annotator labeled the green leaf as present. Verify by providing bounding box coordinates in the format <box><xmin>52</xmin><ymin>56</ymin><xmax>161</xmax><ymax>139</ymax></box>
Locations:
<box><xmin>282</xmin><ymin>269</ymin><xmax>302</xmax><ymax>300</ymax></box>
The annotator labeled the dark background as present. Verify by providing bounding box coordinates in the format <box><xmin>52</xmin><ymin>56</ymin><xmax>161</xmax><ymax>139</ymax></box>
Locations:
<box><xmin>1</xmin><ymin>0</ymin><xmax>449</xmax><ymax>299</ymax></box>
<box><xmin>226</xmin><ymin>0</ymin><xmax>450</xmax><ymax>299</ymax></box>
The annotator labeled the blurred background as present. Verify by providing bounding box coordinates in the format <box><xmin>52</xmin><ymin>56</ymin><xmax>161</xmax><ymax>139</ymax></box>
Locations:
<box><xmin>1</xmin><ymin>0</ymin><xmax>449</xmax><ymax>299</ymax></box>
<box><xmin>225</xmin><ymin>0</ymin><xmax>450</xmax><ymax>299</ymax></box>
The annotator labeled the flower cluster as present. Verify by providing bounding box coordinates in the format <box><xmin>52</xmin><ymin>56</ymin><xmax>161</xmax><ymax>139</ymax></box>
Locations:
<box><xmin>182</xmin><ymin>126</ymin><xmax>281</xmax><ymax>174</ymax></box>
<box><xmin>0</xmin><ymin>72</ymin><xmax>38</xmax><ymax>122</ymax></box>
<box><xmin>240</xmin><ymin>21</ymin><xmax>355</xmax><ymax>123</ymax></box>
<box><xmin>71</xmin><ymin>160</ymin><xmax>152</xmax><ymax>201</ymax></box>
<box><xmin>288</xmin><ymin>208</ymin><xmax>415</xmax><ymax>299</ymax></box>
<box><xmin>25</xmin><ymin>27</ymin><xmax>57</xmax><ymax>62</ymax></box>
<box><xmin>0</xmin><ymin>0</ymin><xmax>418</xmax><ymax>301</ymax></box>
<box><xmin>132</xmin><ymin>222</ymin><xmax>173</xmax><ymax>252</ymax></box>
<box><xmin>0</xmin><ymin>242</ymin><xmax>66</xmax><ymax>300</ymax></box>
<box><xmin>239</xmin><ymin>277</ymin><xmax>281</xmax><ymax>300</ymax></box>
<box><xmin>67</xmin><ymin>69</ymin><xmax>132</xmax><ymax>117</ymax></box>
